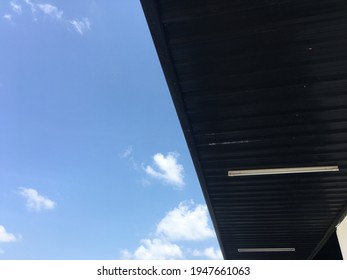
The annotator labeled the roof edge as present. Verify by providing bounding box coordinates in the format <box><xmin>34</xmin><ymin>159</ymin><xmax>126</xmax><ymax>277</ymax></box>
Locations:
<box><xmin>140</xmin><ymin>0</ymin><xmax>227</xmax><ymax>259</ymax></box>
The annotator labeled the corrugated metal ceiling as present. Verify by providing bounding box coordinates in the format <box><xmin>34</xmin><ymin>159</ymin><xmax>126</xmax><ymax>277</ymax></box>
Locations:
<box><xmin>141</xmin><ymin>0</ymin><xmax>347</xmax><ymax>259</ymax></box>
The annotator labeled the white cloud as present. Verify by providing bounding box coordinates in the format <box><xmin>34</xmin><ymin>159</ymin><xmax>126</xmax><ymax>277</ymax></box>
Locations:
<box><xmin>19</xmin><ymin>187</ymin><xmax>56</xmax><ymax>211</ymax></box>
<box><xmin>3</xmin><ymin>14</ymin><xmax>12</xmax><ymax>21</ymax></box>
<box><xmin>156</xmin><ymin>200</ymin><xmax>215</xmax><ymax>241</ymax></box>
<box><xmin>121</xmin><ymin>200</ymin><xmax>218</xmax><ymax>260</ymax></box>
<box><xmin>120</xmin><ymin>146</ymin><xmax>133</xmax><ymax>159</ymax></box>
<box><xmin>37</xmin><ymin>3</ymin><xmax>63</xmax><ymax>20</ymax></box>
<box><xmin>21</xmin><ymin>1</ymin><xmax>91</xmax><ymax>34</ymax></box>
<box><xmin>10</xmin><ymin>1</ymin><xmax>22</xmax><ymax>14</ymax></box>
<box><xmin>145</xmin><ymin>152</ymin><xmax>184</xmax><ymax>188</ymax></box>
<box><xmin>123</xmin><ymin>239</ymin><xmax>183</xmax><ymax>260</ymax></box>
<box><xmin>0</xmin><ymin>225</ymin><xmax>18</xmax><ymax>243</ymax></box>
<box><xmin>70</xmin><ymin>18</ymin><xmax>90</xmax><ymax>35</ymax></box>
<box><xmin>192</xmin><ymin>247</ymin><xmax>223</xmax><ymax>260</ymax></box>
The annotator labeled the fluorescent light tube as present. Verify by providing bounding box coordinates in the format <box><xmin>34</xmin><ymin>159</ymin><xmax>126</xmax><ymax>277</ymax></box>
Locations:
<box><xmin>238</xmin><ymin>248</ymin><xmax>295</xmax><ymax>253</ymax></box>
<box><xmin>228</xmin><ymin>166</ymin><xmax>339</xmax><ymax>177</ymax></box>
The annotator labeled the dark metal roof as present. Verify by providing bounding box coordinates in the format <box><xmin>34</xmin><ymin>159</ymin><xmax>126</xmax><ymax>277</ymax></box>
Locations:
<box><xmin>313</xmin><ymin>232</ymin><xmax>343</xmax><ymax>260</ymax></box>
<box><xmin>141</xmin><ymin>0</ymin><xmax>347</xmax><ymax>259</ymax></box>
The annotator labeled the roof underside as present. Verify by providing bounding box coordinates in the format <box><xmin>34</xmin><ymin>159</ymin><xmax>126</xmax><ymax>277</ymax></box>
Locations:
<box><xmin>141</xmin><ymin>0</ymin><xmax>347</xmax><ymax>259</ymax></box>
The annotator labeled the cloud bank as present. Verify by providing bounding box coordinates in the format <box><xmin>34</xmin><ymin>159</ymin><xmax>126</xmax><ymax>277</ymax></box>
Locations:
<box><xmin>121</xmin><ymin>200</ymin><xmax>221</xmax><ymax>260</ymax></box>
<box><xmin>156</xmin><ymin>201</ymin><xmax>215</xmax><ymax>241</ymax></box>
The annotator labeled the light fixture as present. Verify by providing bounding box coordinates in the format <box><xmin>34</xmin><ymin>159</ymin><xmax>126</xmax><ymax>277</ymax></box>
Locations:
<box><xmin>238</xmin><ymin>248</ymin><xmax>295</xmax><ymax>253</ymax></box>
<box><xmin>228</xmin><ymin>166</ymin><xmax>339</xmax><ymax>177</ymax></box>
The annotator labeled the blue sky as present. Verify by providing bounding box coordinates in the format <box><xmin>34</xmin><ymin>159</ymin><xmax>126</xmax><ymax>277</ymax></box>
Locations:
<box><xmin>0</xmin><ymin>0</ymin><xmax>222</xmax><ymax>259</ymax></box>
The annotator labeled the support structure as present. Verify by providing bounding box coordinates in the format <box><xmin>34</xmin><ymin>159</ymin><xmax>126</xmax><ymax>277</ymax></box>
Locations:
<box><xmin>337</xmin><ymin>215</ymin><xmax>347</xmax><ymax>259</ymax></box>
